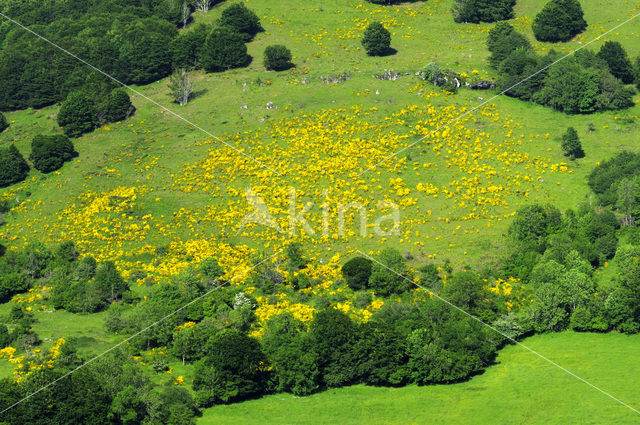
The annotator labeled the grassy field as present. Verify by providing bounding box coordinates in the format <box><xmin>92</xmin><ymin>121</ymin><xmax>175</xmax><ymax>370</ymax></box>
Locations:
<box><xmin>0</xmin><ymin>0</ymin><xmax>639</xmax><ymax>419</ymax></box>
<box><xmin>1</xmin><ymin>0</ymin><xmax>639</xmax><ymax>280</ymax></box>
<box><xmin>200</xmin><ymin>332</ymin><xmax>640</xmax><ymax>424</ymax></box>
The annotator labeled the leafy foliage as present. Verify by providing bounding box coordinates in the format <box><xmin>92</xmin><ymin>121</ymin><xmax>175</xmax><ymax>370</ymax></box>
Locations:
<box><xmin>588</xmin><ymin>151</ymin><xmax>640</xmax><ymax>206</ymax></box>
<box><xmin>368</xmin><ymin>248</ymin><xmax>411</xmax><ymax>296</ymax></box>
<box><xmin>193</xmin><ymin>329</ymin><xmax>267</xmax><ymax>405</ymax></box>
<box><xmin>171</xmin><ymin>24</ymin><xmax>209</xmax><ymax>69</ymax></box>
<box><xmin>29</xmin><ymin>134</ymin><xmax>76</xmax><ymax>173</ymax></box>
<box><xmin>452</xmin><ymin>0</ymin><xmax>515</xmax><ymax>24</ymax></box>
<box><xmin>218</xmin><ymin>3</ymin><xmax>263</xmax><ymax>41</ymax></box>
<box><xmin>489</xmin><ymin>26</ymin><xmax>634</xmax><ymax>113</ymax></box>
<box><xmin>597</xmin><ymin>41</ymin><xmax>636</xmax><ymax>84</ymax></box>
<box><xmin>362</xmin><ymin>22</ymin><xmax>391</xmax><ymax>56</ymax></box>
<box><xmin>341</xmin><ymin>257</ymin><xmax>373</xmax><ymax>291</ymax></box>
<box><xmin>104</xmin><ymin>88</ymin><xmax>134</xmax><ymax>123</ymax></box>
<box><xmin>532</xmin><ymin>0</ymin><xmax>587</xmax><ymax>42</ymax></box>
<box><xmin>0</xmin><ymin>112</ymin><xmax>8</xmax><ymax>132</ymax></box>
<box><xmin>487</xmin><ymin>23</ymin><xmax>532</xmax><ymax>68</ymax></box>
<box><xmin>264</xmin><ymin>45</ymin><xmax>293</xmax><ymax>71</ymax></box>
<box><xmin>201</xmin><ymin>26</ymin><xmax>250</xmax><ymax>72</ymax></box>
<box><xmin>57</xmin><ymin>91</ymin><xmax>97</xmax><ymax>137</ymax></box>
<box><xmin>0</xmin><ymin>145</ymin><xmax>29</xmax><ymax>188</ymax></box>
<box><xmin>561</xmin><ymin>127</ymin><xmax>585</xmax><ymax>159</ymax></box>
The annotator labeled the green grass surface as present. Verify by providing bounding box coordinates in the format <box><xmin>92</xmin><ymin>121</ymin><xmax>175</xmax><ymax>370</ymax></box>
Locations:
<box><xmin>1</xmin><ymin>0</ymin><xmax>639</xmax><ymax>274</ymax></box>
<box><xmin>200</xmin><ymin>332</ymin><xmax>640</xmax><ymax>425</ymax></box>
<box><xmin>0</xmin><ymin>0</ymin><xmax>639</xmax><ymax>421</ymax></box>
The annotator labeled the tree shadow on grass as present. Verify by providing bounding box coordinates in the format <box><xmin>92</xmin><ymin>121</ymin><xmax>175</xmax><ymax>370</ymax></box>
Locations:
<box><xmin>373</xmin><ymin>47</ymin><xmax>398</xmax><ymax>57</ymax></box>
<box><xmin>190</xmin><ymin>89</ymin><xmax>208</xmax><ymax>101</ymax></box>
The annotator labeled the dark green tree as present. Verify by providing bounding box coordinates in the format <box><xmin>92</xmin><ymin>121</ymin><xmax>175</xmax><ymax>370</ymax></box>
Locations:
<box><xmin>362</xmin><ymin>22</ymin><xmax>391</xmax><ymax>56</ymax></box>
<box><xmin>453</xmin><ymin>0</ymin><xmax>515</xmax><ymax>24</ymax></box>
<box><xmin>561</xmin><ymin>127</ymin><xmax>585</xmax><ymax>159</ymax></box>
<box><xmin>309</xmin><ymin>308</ymin><xmax>358</xmax><ymax>387</ymax></box>
<box><xmin>201</xmin><ymin>26</ymin><xmax>249</xmax><ymax>72</ymax></box>
<box><xmin>57</xmin><ymin>91</ymin><xmax>96</xmax><ymax>137</ymax></box>
<box><xmin>0</xmin><ymin>112</ymin><xmax>8</xmax><ymax>132</ymax></box>
<box><xmin>616</xmin><ymin>176</ymin><xmax>640</xmax><ymax>226</ymax></box>
<box><xmin>94</xmin><ymin>261</ymin><xmax>129</xmax><ymax>303</ymax></box>
<box><xmin>29</xmin><ymin>134</ymin><xmax>76</xmax><ymax>173</ymax></box>
<box><xmin>369</xmin><ymin>248</ymin><xmax>411</xmax><ymax>296</ymax></box>
<box><xmin>354</xmin><ymin>322</ymin><xmax>408</xmax><ymax>386</ymax></box>
<box><xmin>104</xmin><ymin>88</ymin><xmax>134</xmax><ymax>123</ymax></box>
<box><xmin>193</xmin><ymin>330</ymin><xmax>267</xmax><ymax>405</ymax></box>
<box><xmin>117</xmin><ymin>18</ymin><xmax>177</xmax><ymax>85</ymax></box>
<box><xmin>284</xmin><ymin>242</ymin><xmax>307</xmax><ymax>270</ymax></box>
<box><xmin>171</xmin><ymin>24</ymin><xmax>209</xmax><ymax>69</ymax></box>
<box><xmin>509</xmin><ymin>204</ymin><xmax>562</xmax><ymax>252</ymax></box>
<box><xmin>532</xmin><ymin>0</ymin><xmax>587</xmax><ymax>42</ymax></box>
<box><xmin>597</xmin><ymin>41</ymin><xmax>636</xmax><ymax>84</ymax></box>
<box><xmin>0</xmin><ymin>145</ymin><xmax>29</xmax><ymax>187</ymax></box>
<box><xmin>487</xmin><ymin>23</ymin><xmax>532</xmax><ymax>68</ymax></box>
<box><xmin>341</xmin><ymin>257</ymin><xmax>373</xmax><ymax>291</ymax></box>
<box><xmin>264</xmin><ymin>45</ymin><xmax>293</xmax><ymax>71</ymax></box>
<box><xmin>261</xmin><ymin>313</ymin><xmax>320</xmax><ymax>396</ymax></box>
<box><xmin>532</xmin><ymin>59</ymin><xmax>600</xmax><ymax>114</ymax></box>
<box><xmin>218</xmin><ymin>3</ymin><xmax>262</xmax><ymax>41</ymax></box>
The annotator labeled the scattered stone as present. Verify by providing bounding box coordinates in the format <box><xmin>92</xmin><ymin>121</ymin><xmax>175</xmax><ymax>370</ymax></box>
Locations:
<box><xmin>467</xmin><ymin>80</ymin><xmax>496</xmax><ymax>90</ymax></box>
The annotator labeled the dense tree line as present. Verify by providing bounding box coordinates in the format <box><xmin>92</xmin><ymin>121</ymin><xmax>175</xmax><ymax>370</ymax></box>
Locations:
<box><xmin>452</xmin><ymin>0</ymin><xmax>515</xmax><ymax>24</ymax></box>
<box><xmin>3</xmin><ymin>158</ymin><xmax>640</xmax><ymax>415</ymax></box>
<box><xmin>588</xmin><ymin>151</ymin><xmax>640</xmax><ymax>220</ymax></box>
<box><xmin>0</xmin><ymin>240</ymin><xmax>130</xmax><ymax>313</ymax></box>
<box><xmin>0</xmin><ymin>343</ymin><xmax>199</xmax><ymax>425</ymax></box>
<box><xmin>488</xmin><ymin>23</ymin><xmax>635</xmax><ymax>113</ymax></box>
<box><xmin>0</xmin><ymin>134</ymin><xmax>76</xmax><ymax>188</ymax></box>
<box><xmin>532</xmin><ymin>0</ymin><xmax>587</xmax><ymax>42</ymax></box>
<box><xmin>0</xmin><ymin>1</ymin><xmax>262</xmax><ymax>113</ymax></box>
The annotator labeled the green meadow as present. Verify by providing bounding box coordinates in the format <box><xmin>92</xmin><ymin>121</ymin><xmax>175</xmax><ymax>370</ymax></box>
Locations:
<box><xmin>0</xmin><ymin>0</ymin><xmax>639</xmax><ymax>423</ymax></box>
<box><xmin>201</xmin><ymin>332</ymin><xmax>640</xmax><ymax>425</ymax></box>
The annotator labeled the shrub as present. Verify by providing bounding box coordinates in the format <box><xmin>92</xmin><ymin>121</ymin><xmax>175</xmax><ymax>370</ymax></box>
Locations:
<box><xmin>417</xmin><ymin>62</ymin><xmax>464</xmax><ymax>93</ymax></box>
<box><xmin>118</xmin><ymin>20</ymin><xmax>176</xmax><ymax>85</ymax></box>
<box><xmin>94</xmin><ymin>261</ymin><xmax>129</xmax><ymax>303</ymax></box>
<box><xmin>218</xmin><ymin>3</ymin><xmax>262</xmax><ymax>41</ymax></box>
<box><xmin>362</xmin><ymin>22</ymin><xmax>391</xmax><ymax>56</ymax></box>
<box><xmin>532</xmin><ymin>59</ymin><xmax>600</xmax><ymax>114</ymax></box>
<box><xmin>487</xmin><ymin>22</ymin><xmax>531</xmax><ymax>68</ymax></box>
<box><xmin>29</xmin><ymin>134</ymin><xmax>76</xmax><ymax>173</ymax></box>
<box><xmin>453</xmin><ymin>0</ymin><xmax>516</xmax><ymax>24</ymax></box>
<box><xmin>369</xmin><ymin>248</ymin><xmax>411</xmax><ymax>296</ymax></box>
<box><xmin>57</xmin><ymin>91</ymin><xmax>97</xmax><ymax>137</ymax></box>
<box><xmin>509</xmin><ymin>204</ymin><xmax>562</xmax><ymax>251</ymax></box>
<box><xmin>597</xmin><ymin>41</ymin><xmax>635</xmax><ymax>84</ymax></box>
<box><xmin>588</xmin><ymin>151</ymin><xmax>640</xmax><ymax>206</ymax></box>
<box><xmin>498</xmin><ymin>48</ymin><xmax>549</xmax><ymax>100</ymax></box>
<box><xmin>193</xmin><ymin>330</ymin><xmax>267</xmax><ymax>405</ymax></box>
<box><xmin>0</xmin><ymin>112</ymin><xmax>8</xmax><ymax>132</ymax></box>
<box><xmin>532</xmin><ymin>0</ymin><xmax>587</xmax><ymax>42</ymax></box>
<box><xmin>0</xmin><ymin>145</ymin><xmax>29</xmax><ymax>187</ymax></box>
<box><xmin>0</xmin><ymin>272</ymin><xmax>29</xmax><ymax>302</ymax></box>
<box><xmin>264</xmin><ymin>45</ymin><xmax>293</xmax><ymax>71</ymax></box>
<box><xmin>104</xmin><ymin>88</ymin><xmax>133</xmax><ymax>123</ymax></box>
<box><xmin>153</xmin><ymin>0</ymin><xmax>192</xmax><ymax>28</ymax></box>
<box><xmin>341</xmin><ymin>257</ymin><xmax>373</xmax><ymax>291</ymax></box>
<box><xmin>201</xmin><ymin>26</ymin><xmax>249</xmax><ymax>72</ymax></box>
<box><xmin>561</xmin><ymin>127</ymin><xmax>585</xmax><ymax>159</ymax></box>
<box><xmin>171</xmin><ymin>23</ymin><xmax>209</xmax><ymax>69</ymax></box>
